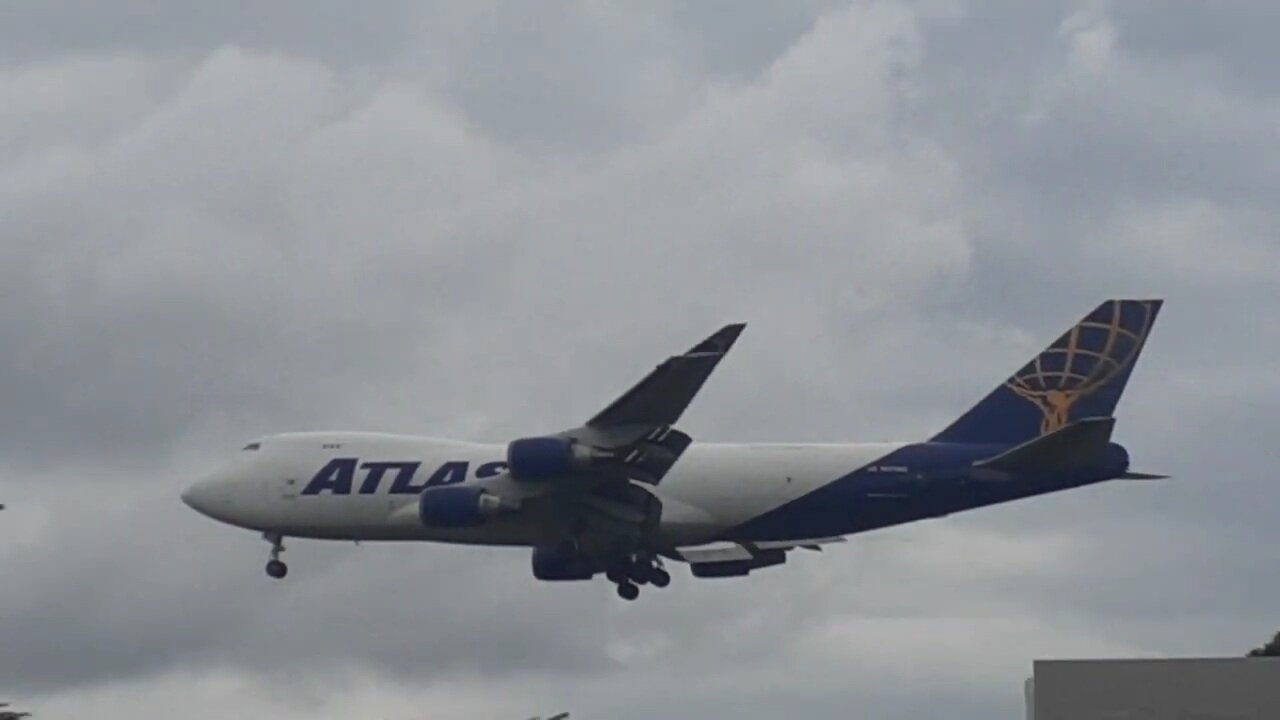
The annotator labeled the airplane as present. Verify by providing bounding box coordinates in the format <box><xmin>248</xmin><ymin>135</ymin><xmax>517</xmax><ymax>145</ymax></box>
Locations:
<box><xmin>182</xmin><ymin>299</ymin><xmax>1166</xmax><ymax>601</ymax></box>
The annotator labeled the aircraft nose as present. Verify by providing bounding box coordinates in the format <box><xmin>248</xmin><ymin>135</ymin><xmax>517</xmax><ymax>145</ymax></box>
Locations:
<box><xmin>181</xmin><ymin>475</ymin><xmax>230</xmax><ymax>519</ymax></box>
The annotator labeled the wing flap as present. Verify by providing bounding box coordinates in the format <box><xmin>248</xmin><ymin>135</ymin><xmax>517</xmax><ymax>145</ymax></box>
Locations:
<box><xmin>753</xmin><ymin>536</ymin><xmax>846</xmax><ymax>551</ymax></box>
<box><xmin>614</xmin><ymin>426</ymin><xmax>693</xmax><ymax>484</ymax></box>
<box><xmin>675</xmin><ymin>536</ymin><xmax>846</xmax><ymax>564</ymax></box>
<box><xmin>676</xmin><ymin>542</ymin><xmax>754</xmax><ymax>563</ymax></box>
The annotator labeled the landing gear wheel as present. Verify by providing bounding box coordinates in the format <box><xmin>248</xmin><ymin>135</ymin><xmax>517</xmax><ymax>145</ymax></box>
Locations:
<box><xmin>266</xmin><ymin>559</ymin><xmax>288</xmax><ymax>579</ymax></box>
<box><xmin>650</xmin><ymin>568</ymin><xmax>671</xmax><ymax>588</ymax></box>
<box><xmin>616</xmin><ymin>582</ymin><xmax>640</xmax><ymax>601</ymax></box>
<box><xmin>263</xmin><ymin>533</ymin><xmax>287</xmax><ymax>579</ymax></box>
<box><xmin>628</xmin><ymin>561</ymin><xmax>653</xmax><ymax>585</ymax></box>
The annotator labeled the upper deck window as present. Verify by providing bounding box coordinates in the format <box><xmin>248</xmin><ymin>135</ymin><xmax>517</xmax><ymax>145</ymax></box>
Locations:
<box><xmin>241</xmin><ymin>442</ymin><xmax>261</xmax><ymax>451</ymax></box>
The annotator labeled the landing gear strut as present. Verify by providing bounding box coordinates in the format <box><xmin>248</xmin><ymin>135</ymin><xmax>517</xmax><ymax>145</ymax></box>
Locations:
<box><xmin>264</xmin><ymin>533</ymin><xmax>287</xmax><ymax>579</ymax></box>
<box><xmin>608</xmin><ymin>554</ymin><xmax>670</xmax><ymax>600</ymax></box>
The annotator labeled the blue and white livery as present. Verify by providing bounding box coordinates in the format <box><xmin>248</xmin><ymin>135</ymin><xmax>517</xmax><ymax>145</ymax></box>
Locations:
<box><xmin>182</xmin><ymin>299</ymin><xmax>1166</xmax><ymax>600</ymax></box>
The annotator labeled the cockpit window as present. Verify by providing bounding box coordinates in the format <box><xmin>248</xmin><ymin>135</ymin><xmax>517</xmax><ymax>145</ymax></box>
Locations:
<box><xmin>241</xmin><ymin>442</ymin><xmax>261</xmax><ymax>451</ymax></box>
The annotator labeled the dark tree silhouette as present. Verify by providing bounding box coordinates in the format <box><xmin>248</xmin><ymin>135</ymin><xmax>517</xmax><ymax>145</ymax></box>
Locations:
<box><xmin>1248</xmin><ymin>630</ymin><xmax>1280</xmax><ymax>657</ymax></box>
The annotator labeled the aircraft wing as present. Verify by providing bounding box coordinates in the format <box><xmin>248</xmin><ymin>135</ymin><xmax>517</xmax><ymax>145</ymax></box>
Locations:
<box><xmin>555</xmin><ymin>322</ymin><xmax>744</xmax><ymax>485</ymax></box>
<box><xmin>509</xmin><ymin>324</ymin><xmax>744</xmax><ymax>569</ymax></box>
<box><xmin>584</xmin><ymin>322</ymin><xmax>745</xmax><ymax>433</ymax></box>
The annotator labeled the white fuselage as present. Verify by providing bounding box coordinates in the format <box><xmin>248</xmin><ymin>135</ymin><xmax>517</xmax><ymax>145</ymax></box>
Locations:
<box><xmin>183</xmin><ymin>432</ymin><xmax>903</xmax><ymax>548</ymax></box>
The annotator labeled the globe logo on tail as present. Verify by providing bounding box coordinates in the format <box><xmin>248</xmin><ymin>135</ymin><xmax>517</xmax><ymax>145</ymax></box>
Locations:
<box><xmin>1005</xmin><ymin>300</ymin><xmax>1158</xmax><ymax>435</ymax></box>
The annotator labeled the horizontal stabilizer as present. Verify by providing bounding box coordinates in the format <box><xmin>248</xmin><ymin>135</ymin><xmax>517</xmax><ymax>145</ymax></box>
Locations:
<box><xmin>1119</xmin><ymin>470</ymin><xmax>1170</xmax><ymax>480</ymax></box>
<box><xmin>973</xmin><ymin>416</ymin><xmax>1116</xmax><ymax>476</ymax></box>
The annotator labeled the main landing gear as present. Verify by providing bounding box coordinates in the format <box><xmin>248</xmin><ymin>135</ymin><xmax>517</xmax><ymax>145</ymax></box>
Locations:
<box><xmin>607</xmin><ymin>554</ymin><xmax>671</xmax><ymax>601</ymax></box>
<box><xmin>264</xmin><ymin>533</ymin><xmax>287</xmax><ymax>579</ymax></box>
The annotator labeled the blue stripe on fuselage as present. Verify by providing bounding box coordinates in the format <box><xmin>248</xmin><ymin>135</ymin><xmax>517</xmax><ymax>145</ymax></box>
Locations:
<box><xmin>726</xmin><ymin>441</ymin><xmax>1127</xmax><ymax>541</ymax></box>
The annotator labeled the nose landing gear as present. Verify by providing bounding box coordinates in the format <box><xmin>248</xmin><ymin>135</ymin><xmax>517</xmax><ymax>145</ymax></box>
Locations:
<box><xmin>264</xmin><ymin>533</ymin><xmax>287</xmax><ymax>579</ymax></box>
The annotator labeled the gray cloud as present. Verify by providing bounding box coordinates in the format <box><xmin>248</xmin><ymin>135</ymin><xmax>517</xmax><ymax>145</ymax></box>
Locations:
<box><xmin>0</xmin><ymin>1</ymin><xmax>419</xmax><ymax>65</ymax></box>
<box><xmin>2</xmin><ymin>1</ymin><xmax>1279</xmax><ymax>718</ymax></box>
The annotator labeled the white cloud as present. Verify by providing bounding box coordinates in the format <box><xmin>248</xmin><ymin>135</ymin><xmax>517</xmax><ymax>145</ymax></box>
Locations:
<box><xmin>1060</xmin><ymin>1</ymin><xmax>1119</xmax><ymax>75</ymax></box>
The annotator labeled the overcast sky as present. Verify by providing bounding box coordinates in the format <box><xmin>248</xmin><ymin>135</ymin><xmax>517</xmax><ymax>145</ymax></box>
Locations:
<box><xmin>2</xmin><ymin>1</ymin><xmax>1278</xmax><ymax>718</ymax></box>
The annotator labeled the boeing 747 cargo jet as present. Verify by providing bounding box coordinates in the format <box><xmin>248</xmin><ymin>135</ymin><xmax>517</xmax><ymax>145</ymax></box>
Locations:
<box><xmin>182</xmin><ymin>299</ymin><xmax>1165</xmax><ymax>600</ymax></box>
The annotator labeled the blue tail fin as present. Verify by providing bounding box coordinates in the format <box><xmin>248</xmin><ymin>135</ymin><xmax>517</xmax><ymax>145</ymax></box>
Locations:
<box><xmin>931</xmin><ymin>299</ymin><xmax>1163</xmax><ymax>446</ymax></box>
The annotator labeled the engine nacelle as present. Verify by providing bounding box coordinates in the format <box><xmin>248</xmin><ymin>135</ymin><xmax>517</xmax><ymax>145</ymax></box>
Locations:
<box><xmin>418</xmin><ymin>486</ymin><xmax>514</xmax><ymax>528</ymax></box>
<box><xmin>531</xmin><ymin>544</ymin><xmax>600</xmax><ymax>581</ymax></box>
<box><xmin>506</xmin><ymin>436</ymin><xmax>599</xmax><ymax>482</ymax></box>
<box><xmin>690</xmin><ymin>549</ymin><xmax>786</xmax><ymax>578</ymax></box>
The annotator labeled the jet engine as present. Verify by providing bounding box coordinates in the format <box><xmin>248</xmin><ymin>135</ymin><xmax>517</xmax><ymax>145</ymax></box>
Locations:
<box><xmin>418</xmin><ymin>486</ymin><xmax>516</xmax><ymax>527</ymax></box>
<box><xmin>506</xmin><ymin>436</ymin><xmax>603</xmax><ymax>481</ymax></box>
<box><xmin>531</xmin><ymin>544</ymin><xmax>600</xmax><ymax>581</ymax></box>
